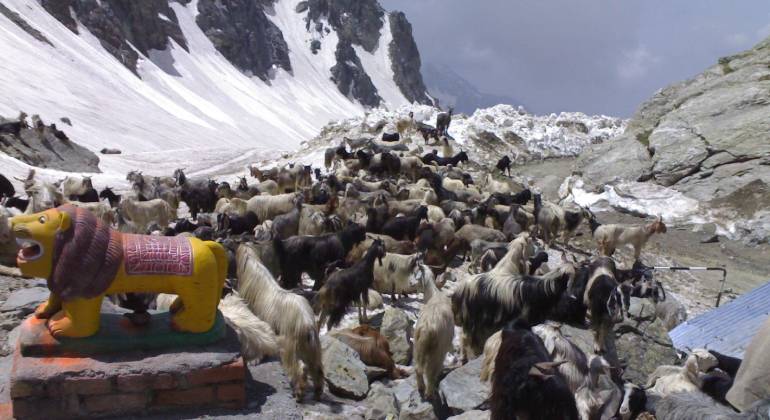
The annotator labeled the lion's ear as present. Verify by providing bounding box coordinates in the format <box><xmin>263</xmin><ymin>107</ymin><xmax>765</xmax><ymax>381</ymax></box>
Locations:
<box><xmin>58</xmin><ymin>211</ymin><xmax>71</xmax><ymax>232</ymax></box>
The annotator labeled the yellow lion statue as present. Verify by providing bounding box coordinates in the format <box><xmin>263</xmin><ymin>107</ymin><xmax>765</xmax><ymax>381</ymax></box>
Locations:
<box><xmin>11</xmin><ymin>204</ymin><xmax>227</xmax><ymax>338</ymax></box>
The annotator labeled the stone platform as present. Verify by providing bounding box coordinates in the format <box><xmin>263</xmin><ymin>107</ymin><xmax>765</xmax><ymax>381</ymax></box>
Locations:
<box><xmin>10</xmin><ymin>315</ymin><xmax>246</xmax><ymax>419</ymax></box>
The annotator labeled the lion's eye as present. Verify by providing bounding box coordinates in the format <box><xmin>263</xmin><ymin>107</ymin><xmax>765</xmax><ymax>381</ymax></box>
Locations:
<box><xmin>38</xmin><ymin>216</ymin><xmax>46</xmax><ymax>224</ymax></box>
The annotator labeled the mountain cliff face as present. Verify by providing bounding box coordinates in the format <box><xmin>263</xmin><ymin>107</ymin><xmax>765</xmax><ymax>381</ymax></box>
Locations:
<box><xmin>0</xmin><ymin>0</ymin><xmax>431</xmax><ymax>177</ymax></box>
<box><xmin>577</xmin><ymin>35</ymin><xmax>770</xmax><ymax>243</ymax></box>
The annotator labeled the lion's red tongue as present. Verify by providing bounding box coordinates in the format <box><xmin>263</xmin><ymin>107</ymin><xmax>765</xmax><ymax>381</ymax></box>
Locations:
<box><xmin>20</xmin><ymin>244</ymin><xmax>40</xmax><ymax>259</ymax></box>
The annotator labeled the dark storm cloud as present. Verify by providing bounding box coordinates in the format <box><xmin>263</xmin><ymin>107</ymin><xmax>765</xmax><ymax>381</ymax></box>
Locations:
<box><xmin>381</xmin><ymin>0</ymin><xmax>770</xmax><ymax>116</ymax></box>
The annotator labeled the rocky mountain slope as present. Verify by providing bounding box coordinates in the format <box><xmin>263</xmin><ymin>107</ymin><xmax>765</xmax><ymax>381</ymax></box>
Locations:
<box><xmin>577</xmin><ymin>35</ymin><xmax>770</xmax><ymax>244</ymax></box>
<box><xmin>0</xmin><ymin>0</ymin><xmax>430</xmax><ymax>177</ymax></box>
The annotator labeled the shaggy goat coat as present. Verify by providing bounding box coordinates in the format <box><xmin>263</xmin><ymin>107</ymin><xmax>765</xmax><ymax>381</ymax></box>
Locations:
<box><xmin>236</xmin><ymin>245</ymin><xmax>324</xmax><ymax>400</ymax></box>
<box><xmin>452</xmin><ymin>263</ymin><xmax>575</xmax><ymax>357</ymax></box>
<box><xmin>413</xmin><ymin>265</ymin><xmax>454</xmax><ymax>399</ymax></box>
<box><xmin>490</xmin><ymin>320</ymin><xmax>579</xmax><ymax>420</ymax></box>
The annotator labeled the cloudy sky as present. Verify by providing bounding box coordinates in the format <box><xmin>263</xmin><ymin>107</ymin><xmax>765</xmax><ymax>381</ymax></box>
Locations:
<box><xmin>381</xmin><ymin>0</ymin><xmax>770</xmax><ymax>116</ymax></box>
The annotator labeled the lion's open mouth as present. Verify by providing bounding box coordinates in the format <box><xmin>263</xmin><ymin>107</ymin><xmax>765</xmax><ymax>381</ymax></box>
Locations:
<box><xmin>16</xmin><ymin>238</ymin><xmax>43</xmax><ymax>262</ymax></box>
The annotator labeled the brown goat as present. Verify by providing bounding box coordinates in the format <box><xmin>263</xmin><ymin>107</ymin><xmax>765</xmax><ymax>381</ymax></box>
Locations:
<box><xmin>331</xmin><ymin>327</ymin><xmax>404</xmax><ymax>379</ymax></box>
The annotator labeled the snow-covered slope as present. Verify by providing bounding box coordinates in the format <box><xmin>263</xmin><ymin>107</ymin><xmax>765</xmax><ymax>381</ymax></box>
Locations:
<box><xmin>0</xmin><ymin>0</ymin><xmax>424</xmax><ymax>188</ymax></box>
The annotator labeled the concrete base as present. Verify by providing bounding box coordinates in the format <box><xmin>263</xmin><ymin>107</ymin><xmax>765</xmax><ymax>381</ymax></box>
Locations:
<box><xmin>10</xmin><ymin>316</ymin><xmax>245</xmax><ymax>419</ymax></box>
<box><xmin>19</xmin><ymin>311</ymin><xmax>226</xmax><ymax>357</ymax></box>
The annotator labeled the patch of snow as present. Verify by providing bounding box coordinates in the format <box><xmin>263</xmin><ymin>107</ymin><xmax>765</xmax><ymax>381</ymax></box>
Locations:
<box><xmin>353</xmin><ymin>14</ymin><xmax>411</xmax><ymax>110</ymax></box>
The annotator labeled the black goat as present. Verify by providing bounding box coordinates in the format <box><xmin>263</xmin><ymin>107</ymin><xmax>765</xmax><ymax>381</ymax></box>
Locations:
<box><xmin>619</xmin><ymin>383</ymin><xmax>647</xmax><ymax>420</ymax></box>
<box><xmin>272</xmin><ymin>200</ymin><xmax>302</xmax><ymax>239</ymax></box>
<box><xmin>369</xmin><ymin>152</ymin><xmax>401</xmax><ymax>177</ymax></box>
<box><xmin>0</xmin><ymin>174</ymin><xmax>14</xmax><ymax>198</ymax></box>
<box><xmin>491</xmin><ymin>319</ymin><xmax>579</xmax><ymax>420</ymax></box>
<box><xmin>169</xmin><ymin>218</ymin><xmax>200</xmax><ymax>235</ymax></box>
<box><xmin>528</xmin><ymin>251</ymin><xmax>549</xmax><ymax>275</ymax></box>
<box><xmin>452</xmin><ymin>262</ymin><xmax>576</xmax><ymax>356</ymax></box>
<box><xmin>218</xmin><ymin>211</ymin><xmax>259</xmax><ymax>236</ymax></box>
<box><xmin>707</xmin><ymin>350</ymin><xmax>742</xmax><ymax>378</ymax></box>
<box><xmin>699</xmin><ymin>372</ymin><xmax>734</xmax><ymax>406</ymax></box>
<box><xmin>365</xmin><ymin>205</ymin><xmax>389</xmax><ymax>234</ymax></box>
<box><xmin>417</xmin><ymin>124</ymin><xmax>439</xmax><ymax>144</ymax></box>
<box><xmin>316</xmin><ymin>240</ymin><xmax>386</xmax><ymax>330</ymax></box>
<box><xmin>381</xmin><ymin>206</ymin><xmax>429</xmax><ymax>240</ymax></box>
<box><xmin>192</xmin><ymin>226</ymin><xmax>215</xmax><ymax>241</ymax></box>
<box><xmin>2</xmin><ymin>196</ymin><xmax>29</xmax><ymax>213</ymax></box>
<box><xmin>424</xmin><ymin>151</ymin><xmax>469</xmax><ymax>167</ymax></box>
<box><xmin>274</xmin><ymin>223</ymin><xmax>367</xmax><ymax>290</ymax></box>
<box><xmin>175</xmin><ymin>169</ymin><xmax>217</xmax><ymax>219</ymax></box>
<box><xmin>584</xmin><ymin>257</ymin><xmax>624</xmax><ymax>355</ymax></box>
<box><xmin>71</xmin><ymin>188</ymin><xmax>99</xmax><ymax>203</ymax></box>
<box><xmin>99</xmin><ymin>187</ymin><xmax>121</xmax><ymax>208</ymax></box>
<box><xmin>381</xmin><ymin>132</ymin><xmax>400</xmax><ymax>142</ymax></box>
<box><xmin>496</xmin><ymin>155</ymin><xmax>512</xmax><ymax>176</ymax></box>
<box><xmin>491</xmin><ymin>189</ymin><xmax>532</xmax><ymax>206</ymax></box>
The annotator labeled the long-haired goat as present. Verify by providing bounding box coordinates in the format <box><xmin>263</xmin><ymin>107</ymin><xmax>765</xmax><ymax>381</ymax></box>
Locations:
<box><xmin>155</xmin><ymin>291</ymin><xmax>278</xmax><ymax>363</ymax></box>
<box><xmin>452</xmin><ymin>260</ymin><xmax>576</xmax><ymax>359</ymax></box>
<box><xmin>574</xmin><ymin>355</ymin><xmax>623</xmax><ymax>420</ymax></box>
<box><xmin>381</xmin><ymin>206</ymin><xmax>429</xmax><ymax>241</ymax></box>
<box><xmin>236</xmin><ymin>244</ymin><xmax>324</xmax><ymax>401</ymax></box>
<box><xmin>534</xmin><ymin>193</ymin><xmax>586</xmax><ymax>246</ymax></box>
<box><xmin>274</xmin><ymin>223</ymin><xmax>366</xmax><ymax>290</ymax></box>
<box><xmin>490</xmin><ymin>319</ymin><xmax>579</xmax><ymax>420</ymax></box>
<box><xmin>372</xmin><ymin>252</ymin><xmax>426</xmax><ymax>301</ymax></box>
<box><xmin>316</xmin><ymin>240</ymin><xmax>386</xmax><ymax>330</ymax></box>
<box><xmin>246</xmin><ymin>192</ymin><xmax>303</xmax><ymax>222</ymax></box>
<box><xmin>583</xmin><ymin>257</ymin><xmax>625</xmax><ymax>355</ymax></box>
<box><xmin>413</xmin><ymin>262</ymin><xmax>454</xmax><ymax>400</ymax></box>
<box><xmin>593</xmin><ymin>216</ymin><xmax>667</xmax><ymax>261</ymax></box>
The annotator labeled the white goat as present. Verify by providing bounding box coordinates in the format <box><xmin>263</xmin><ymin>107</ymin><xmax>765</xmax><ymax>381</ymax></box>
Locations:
<box><xmin>119</xmin><ymin>198</ymin><xmax>173</xmax><ymax>231</ymax></box>
<box><xmin>372</xmin><ymin>252</ymin><xmax>424</xmax><ymax>300</ymax></box>
<box><xmin>413</xmin><ymin>264</ymin><xmax>454</xmax><ymax>399</ymax></box>
<box><xmin>236</xmin><ymin>244</ymin><xmax>324</xmax><ymax>401</ymax></box>
<box><xmin>215</xmin><ymin>197</ymin><xmax>249</xmax><ymax>217</ymax></box>
<box><xmin>532</xmin><ymin>323</ymin><xmax>589</xmax><ymax>393</ymax></box>
<box><xmin>66</xmin><ymin>201</ymin><xmax>114</xmax><ymax>225</ymax></box>
<box><xmin>155</xmin><ymin>292</ymin><xmax>278</xmax><ymax>363</ymax></box>
<box><xmin>593</xmin><ymin>216</ymin><xmax>667</xmax><ymax>260</ymax></box>
<box><xmin>574</xmin><ymin>355</ymin><xmax>623</xmax><ymax>420</ymax></box>
<box><xmin>246</xmin><ymin>193</ymin><xmax>300</xmax><ymax>222</ymax></box>
<box><xmin>646</xmin><ymin>350</ymin><xmax>718</xmax><ymax>397</ymax></box>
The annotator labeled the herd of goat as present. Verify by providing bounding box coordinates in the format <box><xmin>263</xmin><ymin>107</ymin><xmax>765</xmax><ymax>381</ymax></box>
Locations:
<box><xmin>0</xmin><ymin>127</ymin><xmax>748</xmax><ymax>419</ymax></box>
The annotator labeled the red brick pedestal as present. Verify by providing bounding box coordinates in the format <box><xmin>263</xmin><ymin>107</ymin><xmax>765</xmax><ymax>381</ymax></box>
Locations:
<box><xmin>10</xmin><ymin>317</ymin><xmax>246</xmax><ymax>419</ymax></box>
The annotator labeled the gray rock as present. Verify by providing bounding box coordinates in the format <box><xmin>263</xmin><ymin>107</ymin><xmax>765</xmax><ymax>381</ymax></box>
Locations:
<box><xmin>365</xmin><ymin>383</ymin><xmax>400</xmax><ymax>420</ymax></box>
<box><xmin>321</xmin><ymin>336</ymin><xmax>369</xmax><ymax>400</ymax></box>
<box><xmin>330</xmin><ymin>41</ymin><xmax>382</xmax><ymax>108</ymax></box>
<box><xmin>365</xmin><ymin>366</ymin><xmax>389</xmax><ymax>382</ymax></box>
<box><xmin>41</xmin><ymin>0</ymin><xmax>188</xmax><ymax>75</ymax></box>
<box><xmin>438</xmin><ymin>358</ymin><xmax>489</xmax><ymax>415</ymax></box>
<box><xmin>655</xmin><ymin>295</ymin><xmax>688</xmax><ymax>331</ymax></box>
<box><xmin>448</xmin><ymin>410</ymin><xmax>490</xmax><ymax>420</ymax></box>
<box><xmin>381</xmin><ymin>308</ymin><xmax>413</xmax><ymax>365</ymax></box>
<box><xmin>391</xmin><ymin>376</ymin><xmax>419</xmax><ymax>406</ymax></box>
<box><xmin>196</xmin><ymin>0</ymin><xmax>291</xmax><ymax>82</ymax></box>
<box><xmin>0</xmin><ymin>287</ymin><xmax>49</xmax><ymax>314</ymax></box>
<box><xmin>576</xmin><ymin>35</ymin><xmax>770</xmax><ymax>234</ymax></box>
<box><xmin>575</xmin><ymin>133</ymin><xmax>652</xmax><ymax>191</ymax></box>
<box><xmin>246</xmin><ymin>361</ymin><xmax>303</xmax><ymax>419</ymax></box>
<box><xmin>627</xmin><ymin>297</ymin><xmax>657</xmax><ymax>321</ymax></box>
<box><xmin>399</xmin><ymin>390</ymin><xmax>437</xmax><ymax>420</ymax></box>
<box><xmin>0</xmin><ymin>114</ymin><xmax>100</xmax><ymax>173</ymax></box>
<box><xmin>388</xmin><ymin>12</ymin><xmax>431</xmax><ymax>105</ymax></box>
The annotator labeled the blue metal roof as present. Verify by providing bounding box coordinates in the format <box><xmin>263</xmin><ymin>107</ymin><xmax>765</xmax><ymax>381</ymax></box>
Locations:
<box><xmin>669</xmin><ymin>281</ymin><xmax>770</xmax><ymax>358</ymax></box>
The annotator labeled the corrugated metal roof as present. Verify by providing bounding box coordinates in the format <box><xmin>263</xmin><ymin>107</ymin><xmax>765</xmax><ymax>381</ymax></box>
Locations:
<box><xmin>669</xmin><ymin>281</ymin><xmax>770</xmax><ymax>358</ymax></box>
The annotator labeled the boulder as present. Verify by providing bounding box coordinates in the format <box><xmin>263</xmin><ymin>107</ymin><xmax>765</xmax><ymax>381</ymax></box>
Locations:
<box><xmin>365</xmin><ymin>383</ymin><xmax>400</xmax><ymax>420</ymax></box>
<box><xmin>381</xmin><ymin>308</ymin><xmax>413</xmax><ymax>365</ymax></box>
<box><xmin>439</xmin><ymin>358</ymin><xmax>489</xmax><ymax>415</ymax></box>
<box><xmin>575</xmin><ymin>133</ymin><xmax>652</xmax><ymax>191</ymax></box>
<box><xmin>448</xmin><ymin>410</ymin><xmax>490</xmax><ymax>420</ymax></box>
<box><xmin>321</xmin><ymin>336</ymin><xmax>369</xmax><ymax>400</ymax></box>
<box><xmin>0</xmin><ymin>287</ymin><xmax>49</xmax><ymax>315</ymax></box>
<box><xmin>576</xmin><ymin>35</ymin><xmax>770</xmax><ymax>241</ymax></box>
<box><xmin>398</xmin><ymin>389</ymin><xmax>437</xmax><ymax>420</ymax></box>
<box><xmin>655</xmin><ymin>295</ymin><xmax>688</xmax><ymax>331</ymax></box>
